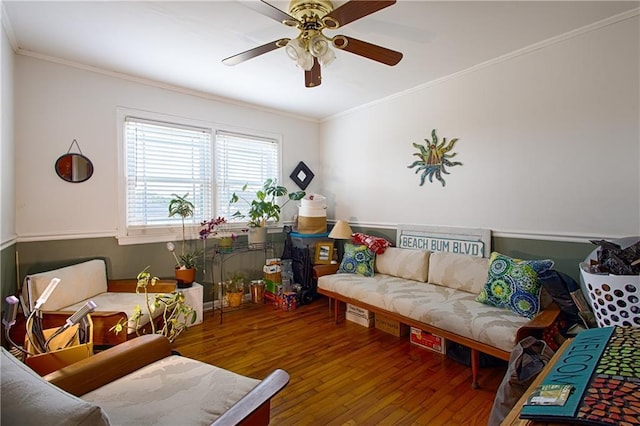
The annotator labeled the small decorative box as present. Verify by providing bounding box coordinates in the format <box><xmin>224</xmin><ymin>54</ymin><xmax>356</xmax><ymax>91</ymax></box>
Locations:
<box><xmin>277</xmin><ymin>291</ymin><xmax>298</xmax><ymax>311</ymax></box>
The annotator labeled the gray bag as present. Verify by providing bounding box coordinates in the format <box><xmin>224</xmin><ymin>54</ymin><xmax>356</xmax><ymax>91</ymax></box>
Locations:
<box><xmin>487</xmin><ymin>336</ymin><xmax>555</xmax><ymax>426</ymax></box>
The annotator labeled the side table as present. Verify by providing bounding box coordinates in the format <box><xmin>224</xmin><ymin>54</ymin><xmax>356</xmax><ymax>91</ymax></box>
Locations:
<box><xmin>179</xmin><ymin>282</ymin><xmax>203</xmax><ymax>325</ymax></box>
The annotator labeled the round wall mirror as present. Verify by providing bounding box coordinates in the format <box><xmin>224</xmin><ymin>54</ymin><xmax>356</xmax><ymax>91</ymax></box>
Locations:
<box><xmin>55</xmin><ymin>153</ymin><xmax>94</xmax><ymax>183</ymax></box>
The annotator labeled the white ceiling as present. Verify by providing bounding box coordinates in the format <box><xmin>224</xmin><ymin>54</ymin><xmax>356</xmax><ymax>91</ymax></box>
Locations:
<box><xmin>3</xmin><ymin>1</ymin><xmax>637</xmax><ymax>120</ymax></box>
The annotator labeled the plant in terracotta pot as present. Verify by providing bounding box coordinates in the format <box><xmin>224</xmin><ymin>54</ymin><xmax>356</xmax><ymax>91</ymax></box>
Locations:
<box><xmin>229</xmin><ymin>178</ymin><xmax>305</xmax><ymax>245</ymax></box>
<box><xmin>168</xmin><ymin>193</ymin><xmax>202</xmax><ymax>287</ymax></box>
<box><xmin>225</xmin><ymin>271</ymin><xmax>246</xmax><ymax>308</ymax></box>
<box><xmin>110</xmin><ymin>266</ymin><xmax>196</xmax><ymax>343</ymax></box>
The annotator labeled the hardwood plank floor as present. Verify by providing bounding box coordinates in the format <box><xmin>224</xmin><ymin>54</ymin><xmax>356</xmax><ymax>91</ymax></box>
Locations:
<box><xmin>173</xmin><ymin>297</ymin><xmax>507</xmax><ymax>425</ymax></box>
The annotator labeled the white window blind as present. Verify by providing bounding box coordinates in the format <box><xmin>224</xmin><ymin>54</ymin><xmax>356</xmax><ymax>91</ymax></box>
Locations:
<box><xmin>125</xmin><ymin>117</ymin><xmax>213</xmax><ymax>229</ymax></box>
<box><xmin>215</xmin><ymin>131</ymin><xmax>279</xmax><ymax>222</ymax></box>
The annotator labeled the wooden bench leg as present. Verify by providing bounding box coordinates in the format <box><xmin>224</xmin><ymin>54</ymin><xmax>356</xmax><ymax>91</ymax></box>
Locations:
<box><xmin>334</xmin><ymin>298</ymin><xmax>340</xmax><ymax>324</ymax></box>
<box><xmin>470</xmin><ymin>348</ymin><xmax>480</xmax><ymax>389</ymax></box>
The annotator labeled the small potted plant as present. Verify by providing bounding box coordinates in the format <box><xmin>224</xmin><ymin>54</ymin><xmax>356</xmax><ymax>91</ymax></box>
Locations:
<box><xmin>168</xmin><ymin>193</ymin><xmax>202</xmax><ymax>287</ymax></box>
<box><xmin>110</xmin><ymin>266</ymin><xmax>196</xmax><ymax>343</ymax></box>
<box><xmin>225</xmin><ymin>271</ymin><xmax>246</xmax><ymax>308</ymax></box>
<box><xmin>200</xmin><ymin>216</ymin><xmax>241</xmax><ymax>254</ymax></box>
<box><xmin>229</xmin><ymin>178</ymin><xmax>305</xmax><ymax>245</ymax></box>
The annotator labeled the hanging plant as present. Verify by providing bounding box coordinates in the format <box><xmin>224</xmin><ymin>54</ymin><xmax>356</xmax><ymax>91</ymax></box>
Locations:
<box><xmin>408</xmin><ymin>129</ymin><xmax>462</xmax><ymax>187</ymax></box>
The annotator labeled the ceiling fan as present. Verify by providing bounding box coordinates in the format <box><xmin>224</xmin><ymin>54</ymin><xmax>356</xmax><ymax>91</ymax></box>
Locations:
<box><xmin>222</xmin><ymin>0</ymin><xmax>403</xmax><ymax>88</ymax></box>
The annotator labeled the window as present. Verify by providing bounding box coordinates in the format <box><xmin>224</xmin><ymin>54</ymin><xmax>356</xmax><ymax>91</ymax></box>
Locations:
<box><xmin>215</xmin><ymin>131</ymin><xmax>280</xmax><ymax>221</ymax></box>
<box><xmin>121</xmin><ymin>116</ymin><xmax>212</xmax><ymax>240</ymax></box>
<box><xmin>117</xmin><ymin>109</ymin><xmax>282</xmax><ymax>244</ymax></box>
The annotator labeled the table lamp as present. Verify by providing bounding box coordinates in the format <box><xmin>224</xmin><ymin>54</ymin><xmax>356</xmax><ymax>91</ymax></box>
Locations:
<box><xmin>329</xmin><ymin>220</ymin><xmax>353</xmax><ymax>262</ymax></box>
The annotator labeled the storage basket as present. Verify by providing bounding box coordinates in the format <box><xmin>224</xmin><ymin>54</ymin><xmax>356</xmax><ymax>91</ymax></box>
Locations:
<box><xmin>297</xmin><ymin>216</ymin><xmax>327</xmax><ymax>234</ymax></box>
<box><xmin>579</xmin><ymin>262</ymin><xmax>640</xmax><ymax>327</ymax></box>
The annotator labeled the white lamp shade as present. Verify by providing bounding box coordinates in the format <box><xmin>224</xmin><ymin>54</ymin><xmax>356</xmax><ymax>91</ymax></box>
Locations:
<box><xmin>286</xmin><ymin>38</ymin><xmax>314</xmax><ymax>71</ymax></box>
<box><xmin>309</xmin><ymin>35</ymin><xmax>329</xmax><ymax>57</ymax></box>
<box><xmin>329</xmin><ymin>220</ymin><xmax>353</xmax><ymax>239</ymax></box>
<box><xmin>297</xmin><ymin>52</ymin><xmax>313</xmax><ymax>71</ymax></box>
<box><xmin>318</xmin><ymin>48</ymin><xmax>336</xmax><ymax>67</ymax></box>
<box><xmin>285</xmin><ymin>38</ymin><xmax>305</xmax><ymax>61</ymax></box>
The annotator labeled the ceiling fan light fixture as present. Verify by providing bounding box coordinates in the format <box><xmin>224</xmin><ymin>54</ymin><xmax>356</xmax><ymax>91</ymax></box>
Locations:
<box><xmin>226</xmin><ymin>0</ymin><xmax>402</xmax><ymax>87</ymax></box>
<box><xmin>298</xmin><ymin>52</ymin><xmax>314</xmax><ymax>71</ymax></box>
<box><xmin>286</xmin><ymin>37</ymin><xmax>315</xmax><ymax>71</ymax></box>
<box><xmin>309</xmin><ymin>34</ymin><xmax>335</xmax><ymax>67</ymax></box>
<box><xmin>318</xmin><ymin>48</ymin><xmax>336</xmax><ymax>67</ymax></box>
<box><xmin>309</xmin><ymin>34</ymin><xmax>328</xmax><ymax>57</ymax></box>
<box><xmin>285</xmin><ymin>38</ymin><xmax>305</xmax><ymax>61</ymax></box>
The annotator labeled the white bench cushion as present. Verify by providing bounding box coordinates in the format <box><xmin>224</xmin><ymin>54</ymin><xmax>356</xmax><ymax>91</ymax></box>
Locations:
<box><xmin>81</xmin><ymin>355</ymin><xmax>260</xmax><ymax>425</ymax></box>
<box><xmin>25</xmin><ymin>259</ymin><xmax>108</xmax><ymax>311</ymax></box>
<box><xmin>63</xmin><ymin>292</ymin><xmax>167</xmax><ymax>333</ymax></box>
<box><xmin>318</xmin><ymin>273</ymin><xmax>530</xmax><ymax>352</ymax></box>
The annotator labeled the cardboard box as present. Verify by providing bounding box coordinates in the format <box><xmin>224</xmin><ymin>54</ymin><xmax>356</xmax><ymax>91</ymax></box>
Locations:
<box><xmin>25</xmin><ymin>316</ymin><xmax>94</xmax><ymax>376</ymax></box>
<box><xmin>375</xmin><ymin>315</ymin><xmax>409</xmax><ymax>337</ymax></box>
<box><xmin>346</xmin><ymin>311</ymin><xmax>374</xmax><ymax>328</ymax></box>
<box><xmin>347</xmin><ymin>304</ymin><xmax>374</xmax><ymax>320</ymax></box>
<box><xmin>264</xmin><ymin>278</ymin><xmax>282</xmax><ymax>294</ymax></box>
<box><xmin>410</xmin><ymin>327</ymin><xmax>446</xmax><ymax>354</ymax></box>
<box><xmin>264</xmin><ymin>262</ymin><xmax>282</xmax><ymax>295</ymax></box>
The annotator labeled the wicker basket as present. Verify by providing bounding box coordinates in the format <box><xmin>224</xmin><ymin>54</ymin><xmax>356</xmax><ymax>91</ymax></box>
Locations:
<box><xmin>579</xmin><ymin>262</ymin><xmax>640</xmax><ymax>327</ymax></box>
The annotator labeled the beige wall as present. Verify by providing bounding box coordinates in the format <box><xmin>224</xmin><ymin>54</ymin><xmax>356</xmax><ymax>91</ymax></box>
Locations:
<box><xmin>320</xmin><ymin>14</ymin><xmax>640</xmax><ymax>241</ymax></box>
<box><xmin>14</xmin><ymin>55</ymin><xmax>321</xmax><ymax>240</ymax></box>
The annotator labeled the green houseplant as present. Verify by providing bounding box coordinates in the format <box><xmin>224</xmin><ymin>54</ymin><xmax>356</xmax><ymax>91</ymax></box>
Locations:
<box><xmin>110</xmin><ymin>267</ymin><xmax>196</xmax><ymax>343</ymax></box>
<box><xmin>229</xmin><ymin>178</ymin><xmax>305</xmax><ymax>244</ymax></box>
<box><xmin>168</xmin><ymin>193</ymin><xmax>202</xmax><ymax>287</ymax></box>
<box><xmin>224</xmin><ymin>271</ymin><xmax>246</xmax><ymax>308</ymax></box>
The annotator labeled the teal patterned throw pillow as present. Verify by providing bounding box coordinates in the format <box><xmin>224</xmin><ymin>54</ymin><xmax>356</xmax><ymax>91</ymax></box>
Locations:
<box><xmin>338</xmin><ymin>243</ymin><xmax>375</xmax><ymax>277</ymax></box>
<box><xmin>476</xmin><ymin>252</ymin><xmax>554</xmax><ymax>319</ymax></box>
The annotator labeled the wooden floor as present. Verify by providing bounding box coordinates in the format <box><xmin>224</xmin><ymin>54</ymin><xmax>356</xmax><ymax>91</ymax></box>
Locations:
<box><xmin>173</xmin><ymin>297</ymin><xmax>508</xmax><ymax>425</ymax></box>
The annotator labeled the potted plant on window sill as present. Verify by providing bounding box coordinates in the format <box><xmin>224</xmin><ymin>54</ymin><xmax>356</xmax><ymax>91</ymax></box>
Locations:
<box><xmin>229</xmin><ymin>178</ymin><xmax>305</xmax><ymax>246</ymax></box>
<box><xmin>168</xmin><ymin>193</ymin><xmax>202</xmax><ymax>288</ymax></box>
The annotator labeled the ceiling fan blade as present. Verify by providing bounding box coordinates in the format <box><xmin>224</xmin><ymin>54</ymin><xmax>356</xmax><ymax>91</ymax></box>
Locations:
<box><xmin>305</xmin><ymin>58</ymin><xmax>322</xmax><ymax>88</ymax></box>
<box><xmin>241</xmin><ymin>0</ymin><xmax>298</xmax><ymax>25</ymax></box>
<box><xmin>333</xmin><ymin>35</ymin><xmax>402</xmax><ymax>66</ymax></box>
<box><xmin>323</xmin><ymin>0</ymin><xmax>396</xmax><ymax>29</ymax></box>
<box><xmin>222</xmin><ymin>39</ymin><xmax>289</xmax><ymax>66</ymax></box>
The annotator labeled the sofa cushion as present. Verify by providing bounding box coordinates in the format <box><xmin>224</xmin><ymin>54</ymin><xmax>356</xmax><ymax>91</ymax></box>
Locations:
<box><xmin>338</xmin><ymin>243</ymin><xmax>375</xmax><ymax>277</ymax></box>
<box><xmin>81</xmin><ymin>355</ymin><xmax>260</xmax><ymax>425</ymax></box>
<box><xmin>1</xmin><ymin>347</ymin><xmax>110</xmax><ymax>426</ymax></box>
<box><xmin>375</xmin><ymin>247</ymin><xmax>430</xmax><ymax>282</ymax></box>
<box><xmin>26</xmin><ymin>259</ymin><xmax>108</xmax><ymax>311</ymax></box>
<box><xmin>427</xmin><ymin>251</ymin><xmax>489</xmax><ymax>294</ymax></box>
<box><xmin>476</xmin><ymin>252</ymin><xmax>554</xmax><ymax>319</ymax></box>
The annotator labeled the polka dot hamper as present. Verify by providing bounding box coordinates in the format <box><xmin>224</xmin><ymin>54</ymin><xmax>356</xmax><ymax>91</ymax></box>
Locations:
<box><xmin>580</xmin><ymin>262</ymin><xmax>640</xmax><ymax>328</ymax></box>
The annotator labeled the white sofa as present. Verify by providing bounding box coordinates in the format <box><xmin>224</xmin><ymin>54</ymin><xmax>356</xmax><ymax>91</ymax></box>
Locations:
<box><xmin>317</xmin><ymin>247</ymin><xmax>558</xmax><ymax>388</ymax></box>
<box><xmin>1</xmin><ymin>334</ymin><xmax>289</xmax><ymax>425</ymax></box>
<box><xmin>23</xmin><ymin>259</ymin><xmax>177</xmax><ymax>345</ymax></box>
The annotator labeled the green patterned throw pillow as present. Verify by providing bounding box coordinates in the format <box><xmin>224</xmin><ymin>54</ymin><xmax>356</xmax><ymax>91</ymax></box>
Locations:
<box><xmin>338</xmin><ymin>243</ymin><xmax>375</xmax><ymax>277</ymax></box>
<box><xmin>476</xmin><ymin>252</ymin><xmax>554</xmax><ymax>318</ymax></box>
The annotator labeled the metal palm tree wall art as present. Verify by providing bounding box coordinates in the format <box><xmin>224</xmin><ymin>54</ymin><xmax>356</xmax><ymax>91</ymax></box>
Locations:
<box><xmin>408</xmin><ymin>129</ymin><xmax>462</xmax><ymax>187</ymax></box>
